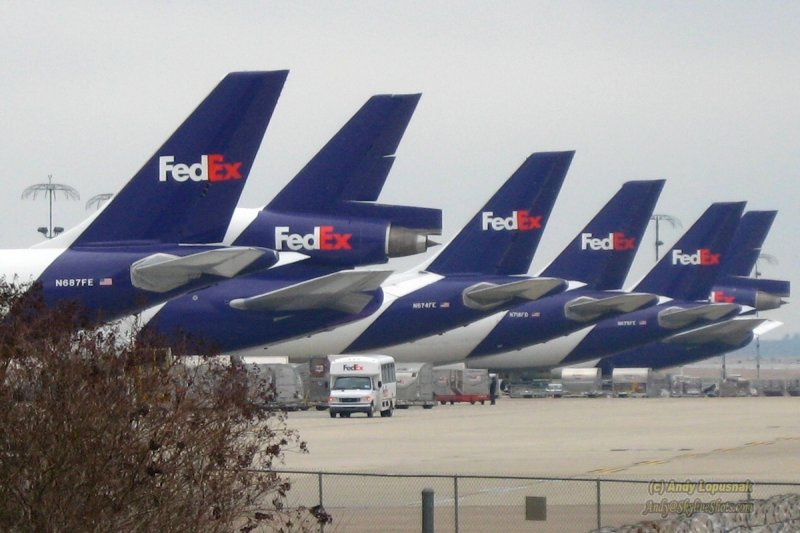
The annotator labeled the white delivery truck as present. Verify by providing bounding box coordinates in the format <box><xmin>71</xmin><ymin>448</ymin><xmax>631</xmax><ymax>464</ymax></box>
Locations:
<box><xmin>328</xmin><ymin>355</ymin><xmax>396</xmax><ymax>418</ymax></box>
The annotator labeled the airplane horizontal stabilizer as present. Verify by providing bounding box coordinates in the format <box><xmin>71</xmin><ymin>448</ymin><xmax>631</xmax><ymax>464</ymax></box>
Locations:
<box><xmin>720</xmin><ymin>276</ymin><xmax>790</xmax><ymax>297</ymax></box>
<box><xmin>228</xmin><ymin>270</ymin><xmax>393</xmax><ymax>314</ymax></box>
<box><xmin>657</xmin><ymin>303</ymin><xmax>740</xmax><ymax>330</ymax></box>
<box><xmin>663</xmin><ymin>317</ymin><xmax>770</xmax><ymax>346</ymax></box>
<box><xmin>753</xmin><ymin>319</ymin><xmax>784</xmax><ymax>337</ymax></box>
<box><xmin>463</xmin><ymin>277</ymin><xmax>565</xmax><ymax>310</ymax></box>
<box><xmin>564</xmin><ymin>292</ymin><xmax>659</xmax><ymax>322</ymax></box>
<box><xmin>130</xmin><ymin>247</ymin><xmax>279</xmax><ymax>293</ymax></box>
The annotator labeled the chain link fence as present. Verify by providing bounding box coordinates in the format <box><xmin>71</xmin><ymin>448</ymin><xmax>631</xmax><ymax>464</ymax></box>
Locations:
<box><xmin>267</xmin><ymin>470</ymin><xmax>800</xmax><ymax>532</ymax></box>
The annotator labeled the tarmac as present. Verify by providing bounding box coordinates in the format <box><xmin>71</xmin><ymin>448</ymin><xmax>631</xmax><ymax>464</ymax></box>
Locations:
<box><xmin>276</xmin><ymin>361</ymin><xmax>800</xmax><ymax>531</ymax></box>
<box><xmin>282</xmin><ymin>394</ymin><xmax>800</xmax><ymax>482</ymax></box>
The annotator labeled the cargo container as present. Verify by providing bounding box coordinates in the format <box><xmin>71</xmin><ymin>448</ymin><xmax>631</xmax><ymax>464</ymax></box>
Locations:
<box><xmin>396</xmin><ymin>362</ymin><xmax>436</xmax><ymax>408</ymax></box>
<box><xmin>719</xmin><ymin>376</ymin><xmax>755</xmax><ymax>397</ymax></box>
<box><xmin>670</xmin><ymin>375</ymin><xmax>703</xmax><ymax>397</ymax></box>
<box><xmin>758</xmin><ymin>379</ymin><xmax>785</xmax><ymax>397</ymax></box>
<box><xmin>308</xmin><ymin>355</ymin><xmax>336</xmax><ymax>409</ymax></box>
<box><xmin>560</xmin><ymin>368</ymin><xmax>602</xmax><ymax>397</ymax></box>
<box><xmin>507</xmin><ymin>379</ymin><xmax>548</xmax><ymax>398</ymax></box>
<box><xmin>612</xmin><ymin>367</ymin><xmax>652</xmax><ymax>397</ymax></box>
<box><xmin>433</xmin><ymin>367</ymin><xmax>491</xmax><ymax>404</ymax></box>
<box><xmin>786</xmin><ymin>379</ymin><xmax>800</xmax><ymax>397</ymax></box>
<box><xmin>246</xmin><ymin>362</ymin><xmax>308</xmax><ymax>410</ymax></box>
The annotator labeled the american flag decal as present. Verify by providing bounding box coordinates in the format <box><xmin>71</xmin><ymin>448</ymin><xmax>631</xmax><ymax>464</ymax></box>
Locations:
<box><xmin>99</xmin><ymin>278</ymin><xmax>113</xmax><ymax>286</ymax></box>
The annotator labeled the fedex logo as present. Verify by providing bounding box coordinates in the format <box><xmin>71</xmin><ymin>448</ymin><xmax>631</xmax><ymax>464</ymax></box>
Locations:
<box><xmin>481</xmin><ymin>210</ymin><xmax>541</xmax><ymax>231</ymax></box>
<box><xmin>580</xmin><ymin>232</ymin><xmax>635</xmax><ymax>251</ymax></box>
<box><xmin>275</xmin><ymin>226</ymin><xmax>352</xmax><ymax>251</ymax></box>
<box><xmin>710</xmin><ymin>290</ymin><xmax>735</xmax><ymax>303</ymax></box>
<box><xmin>158</xmin><ymin>154</ymin><xmax>242</xmax><ymax>182</ymax></box>
<box><xmin>671</xmin><ymin>249</ymin><xmax>721</xmax><ymax>266</ymax></box>
<box><xmin>343</xmin><ymin>364</ymin><xmax>364</xmax><ymax>371</ymax></box>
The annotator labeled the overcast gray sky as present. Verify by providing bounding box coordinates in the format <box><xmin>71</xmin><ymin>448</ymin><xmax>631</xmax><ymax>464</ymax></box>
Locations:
<box><xmin>1</xmin><ymin>1</ymin><xmax>797</xmax><ymax>339</ymax></box>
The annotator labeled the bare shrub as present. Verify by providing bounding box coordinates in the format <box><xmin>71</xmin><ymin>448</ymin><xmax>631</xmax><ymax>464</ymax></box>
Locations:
<box><xmin>0</xmin><ymin>281</ymin><xmax>330</xmax><ymax>532</ymax></box>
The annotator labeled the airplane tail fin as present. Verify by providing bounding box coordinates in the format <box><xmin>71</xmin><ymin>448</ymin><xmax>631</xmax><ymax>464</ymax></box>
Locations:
<box><xmin>266</xmin><ymin>94</ymin><xmax>421</xmax><ymax>213</ymax></box>
<box><xmin>540</xmin><ymin>179</ymin><xmax>664</xmax><ymax>289</ymax></box>
<box><xmin>426</xmin><ymin>151</ymin><xmax>574</xmax><ymax>276</ymax></box>
<box><xmin>72</xmin><ymin>71</ymin><xmax>288</xmax><ymax>246</ymax></box>
<box><xmin>633</xmin><ymin>202</ymin><xmax>746</xmax><ymax>301</ymax></box>
<box><xmin>719</xmin><ymin>210</ymin><xmax>777</xmax><ymax>278</ymax></box>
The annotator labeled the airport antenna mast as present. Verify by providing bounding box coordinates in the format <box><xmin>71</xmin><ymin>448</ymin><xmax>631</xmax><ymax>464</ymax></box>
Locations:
<box><xmin>22</xmin><ymin>175</ymin><xmax>80</xmax><ymax>239</ymax></box>
<box><xmin>650</xmin><ymin>214</ymin><xmax>682</xmax><ymax>262</ymax></box>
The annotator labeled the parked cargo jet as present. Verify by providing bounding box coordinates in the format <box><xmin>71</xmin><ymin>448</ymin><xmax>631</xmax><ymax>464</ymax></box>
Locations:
<box><xmin>465</xmin><ymin>201</ymin><xmax>747</xmax><ymax>371</ymax></box>
<box><xmin>575</xmin><ymin>317</ymin><xmax>782</xmax><ymax>374</ymax></box>
<box><xmin>235</xmin><ymin>151</ymin><xmax>575</xmax><ymax>359</ymax></box>
<box><xmin>0</xmin><ymin>71</ymin><xmax>294</xmax><ymax>323</ymax></box>
<box><xmin>137</xmin><ymin>94</ymin><xmax>441</xmax><ymax>352</ymax></box>
<box><xmin>372</xmin><ymin>179</ymin><xmax>665</xmax><ymax>365</ymax></box>
<box><xmin>576</xmin><ymin>210</ymin><xmax>788</xmax><ymax>373</ymax></box>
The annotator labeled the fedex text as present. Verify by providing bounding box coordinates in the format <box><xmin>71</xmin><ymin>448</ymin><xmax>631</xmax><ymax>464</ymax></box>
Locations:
<box><xmin>580</xmin><ymin>232</ymin><xmax>635</xmax><ymax>251</ymax></box>
<box><xmin>275</xmin><ymin>226</ymin><xmax>352</xmax><ymax>251</ymax></box>
<box><xmin>481</xmin><ymin>210</ymin><xmax>541</xmax><ymax>231</ymax></box>
<box><xmin>159</xmin><ymin>154</ymin><xmax>242</xmax><ymax>182</ymax></box>
<box><xmin>671</xmin><ymin>249</ymin><xmax>720</xmax><ymax>266</ymax></box>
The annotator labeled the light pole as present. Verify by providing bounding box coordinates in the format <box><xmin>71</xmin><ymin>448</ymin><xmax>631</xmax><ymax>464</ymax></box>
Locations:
<box><xmin>649</xmin><ymin>214</ymin><xmax>682</xmax><ymax>262</ymax></box>
<box><xmin>753</xmin><ymin>253</ymin><xmax>778</xmax><ymax>383</ymax></box>
<box><xmin>86</xmin><ymin>193</ymin><xmax>113</xmax><ymax>211</ymax></box>
<box><xmin>22</xmin><ymin>175</ymin><xmax>80</xmax><ymax>238</ymax></box>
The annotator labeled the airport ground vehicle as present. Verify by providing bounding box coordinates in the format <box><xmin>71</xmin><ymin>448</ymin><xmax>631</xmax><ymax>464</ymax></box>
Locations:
<box><xmin>328</xmin><ymin>355</ymin><xmax>396</xmax><ymax>418</ymax></box>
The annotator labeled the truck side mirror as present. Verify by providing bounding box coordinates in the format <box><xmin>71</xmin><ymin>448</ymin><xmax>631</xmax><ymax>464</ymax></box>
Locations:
<box><xmin>377</xmin><ymin>381</ymin><xmax>382</xmax><ymax>389</ymax></box>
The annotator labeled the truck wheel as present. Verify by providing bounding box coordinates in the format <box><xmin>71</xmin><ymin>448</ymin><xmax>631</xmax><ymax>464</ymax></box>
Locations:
<box><xmin>423</xmin><ymin>405</ymin><xmax>433</xmax><ymax>409</ymax></box>
<box><xmin>329</xmin><ymin>411</ymin><xmax>336</xmax><ymax>418</ymax></box>
<box><xmin>367</xmin><ymin>408</ymin><xmax>374</xmax><ymax>418</ymax></box>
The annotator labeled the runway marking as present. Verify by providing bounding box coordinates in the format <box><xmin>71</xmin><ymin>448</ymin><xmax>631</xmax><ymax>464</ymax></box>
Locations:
<box><xmin>588</xmin><ymin>467</ymin><xmax>628</xmax><ymax>474</ymax></box>
<box><xmin>587</xmin><ymin>435</ymin><xmax>799</xmax><ymax>476</ymax></box>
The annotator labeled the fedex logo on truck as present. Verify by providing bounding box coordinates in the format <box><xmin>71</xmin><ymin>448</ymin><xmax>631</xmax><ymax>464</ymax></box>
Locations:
<box><xmin>159</xmin><ymin>154</ymin><xmax>242</xmax><ymax>182</ymax></box>
<box><xmin>580</xmin><ymin>232</ymin><xmax>636</xmax><ymax>251</ymax></box>
<box><xmin>671</xmin><ymin>249</ymin><xmax>721</xmax><ymax>266</ymax></box>
<box><xmin>343</xmin><ymin>363</ymin><xmax>364</xmax><ymax>371</ymax></box>
<box><xmin>481</xmin><ymin>210</ymin><xmax>541</xmax><ymax>231</ymax></box>
<box><xmin>275</xmin><ymin>226</ymin><xmax>352</xmax><ymax>251</ymax></box>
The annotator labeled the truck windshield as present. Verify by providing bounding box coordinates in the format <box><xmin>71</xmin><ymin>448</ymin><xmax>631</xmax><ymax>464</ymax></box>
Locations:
<box><xmin>333</xmin><ymin>376</ymin><xmax>372</xmax><ymax>390</ymax></box>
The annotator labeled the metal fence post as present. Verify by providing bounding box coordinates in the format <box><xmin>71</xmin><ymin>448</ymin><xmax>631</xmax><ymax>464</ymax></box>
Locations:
<box><xmin>596</xmin><ymin>479</ymin><xmax>602</xmax><ymax>530</ymax></box>
<box><xmin>422</xmin><ymin>488</ymin><xmax>434</xmax><ymax>533</ymax></box>
<box><xmin>454</xmin><ymin>475</ymin><xmax>459</xmax><ymax>533</ymax></box>
<box><xmin>318</xmin><ymin>472</ymin><xmax>325</xmax><ymax>533</ymax></box>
